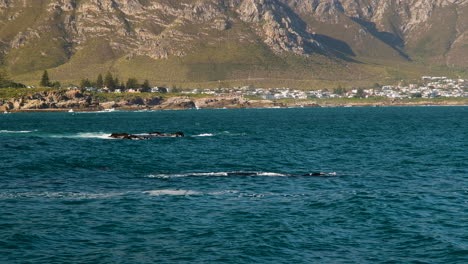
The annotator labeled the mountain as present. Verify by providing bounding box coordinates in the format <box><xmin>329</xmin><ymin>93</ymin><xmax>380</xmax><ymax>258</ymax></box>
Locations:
<box><xmin>0</xmin><ymin>0</ymin><xmax>467</xmax><ymax>88</ymax></box>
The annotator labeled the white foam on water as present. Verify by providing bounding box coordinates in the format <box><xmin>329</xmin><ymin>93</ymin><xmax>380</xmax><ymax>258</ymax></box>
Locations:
<box><xmin>190</xmin><ymin>131</ymin><xmax>248</xmax><ymax>137</ymax></box>
<box><xmin>143</xmin><ymin>189</ymin><xmax>240</xmax><ymax>196</ymax></box>
<box><xmin>256</xmin><ymin>172</ymin><xmax>290</xmax><ymax>177</ymax></box>
<box><xmin>0</xmin><ymin>130</ymin><xmax>33</xmax><ymax>133</ymax></box>
<box><xmin>147</xmin><ymin>172</ymin><xmax>229</xmax><ymax>178</ymax></box>
<box><xmin>221</xmin><ymin>131</ymin><xmax>248</xmax><ymax>137</ymax></box>
<box><xmin>95</xmin><ymin>109</ymin><xmax>118</xmax><ymax>113</ymax></box>
<box><xmin>52</xmin><ymin>192</ymin><xmax>125</xmax><ymax>199</ymax></box>
<box><xmin>208</xmin><ymin>190</ymin><xmax>239</xmax><ymax>195</ymax></box>
<box><xmin>190</xmin><ymin>172</ymin><xmax>229</xmax><ymax>176</ymax></box>
<box><xmin>0</xmin><ymin>191</ymin><xmax>126</xmax><ymax>200</ymax></box>
<box><xmin>147</xmin><ymin>171</ymin><xmax>289</xmax><ymax>178</ymax></box>
<box><xmin>193</xmin><ymin>133</ymin><xmax>215</xmax><ymax>137</ymax></box>
<box><xmin>50</xmin><ymin>132</ymin><xmax>113</xmax><ymax>139</ymax></box>
<box><xmin>74</xmin><ymin>132</ymin><xmax>113</xmax><ymax>139</ymax></box>
<box><xmin>144</xmin><ymin>189</ymin><xmax>201</xmax><ymax>196</ymax></box>
<box><xmin>240</xmin><ymin>192</ymin><xmax>307</xmax><ymax>198</ymax></box>
<box><xmin>147</xmin><ymin>171</ymin><xmax>339</xmax><ymax>178</ymax></box>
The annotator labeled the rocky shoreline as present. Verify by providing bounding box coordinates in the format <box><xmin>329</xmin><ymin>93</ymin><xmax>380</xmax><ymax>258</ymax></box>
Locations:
<box><xmin>0</xmin><ymin>90</ymin><xmax>466</xmax><ymax>112</ymax></box>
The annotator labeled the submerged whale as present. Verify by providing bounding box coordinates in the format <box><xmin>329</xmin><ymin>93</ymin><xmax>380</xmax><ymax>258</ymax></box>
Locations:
<box><xmin>110</xmin><ymin>132</ymin><xmax>184</xmax><ymax>140</ymax></box>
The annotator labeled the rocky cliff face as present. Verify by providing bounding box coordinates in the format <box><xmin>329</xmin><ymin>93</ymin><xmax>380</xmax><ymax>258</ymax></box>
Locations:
<box><xmin>0</xmin><ymin>0</ymin><xmax>466</xmax><ymax>79</ymax></box>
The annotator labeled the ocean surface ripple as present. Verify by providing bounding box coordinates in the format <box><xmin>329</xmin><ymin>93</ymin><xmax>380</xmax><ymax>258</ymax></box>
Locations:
<box><xmin>1</xmin><ymin>107</ymin><xmax>467</xmax><ymax>263</ymax></box>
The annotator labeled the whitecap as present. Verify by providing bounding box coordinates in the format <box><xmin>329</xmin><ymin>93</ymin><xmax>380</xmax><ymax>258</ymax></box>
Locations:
<box><xmin>0</xmin><ymin>130</ymin><xmax>33</xmax><ymax>133</ymax></box>
<box><xmin>256</xmin><ymin>172</ymin><xmax>291</xmax><ymax>177</ymax></box>
<box><xmin>74</xmin><ymin>132</ymin><xmax>113</xmax><ymax>139</ymax></box>
<box><xmin>147</xmin><ymin>172</ymin><xmax>229</xmax><ymax>178</ymax></box>
<box><xmin>147</xmin><ymin>171</ymin><xmax>338</xmax><ymax>178</ymax></box>
<box><xmin>0</xmin><ymin>191</ymin><xmax>126</xmax><ymax>200</ymax></box>
<box><xmin>147</xmin><ymin>171</ymin><xmax>288</xmax><ymax>178</ymax></box>
<box><xmin>50</xmin><ymin>192</ymin><xmax>125</xmax><ymax>199</ymax></box>
<box><xmin>95</xmin><ymin>108</ymin><xmax>118</xmax><ymax>113</ymax></box>
<box><xmin>208</xmin><ymin>190</ymin><xmax>239</xmax><ymax>195</ymax></box>
<box><xmin>143</xmin><ymin>189</ymin><xmax>201</xmax><ymax>196</ymax></box>
<box><xmin>50</xmin><ymin>132</ymin><xmax>113</xmax><ymax>139</ymax></box>
<box><xmin>193</xmin><ymin>133</ymin><xmax>215</xmax><ymax>137</ymax></box>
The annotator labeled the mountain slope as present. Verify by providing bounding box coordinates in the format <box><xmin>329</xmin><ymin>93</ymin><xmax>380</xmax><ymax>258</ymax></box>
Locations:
<box><xmin>0</xmin><ymin>0</ymin><xmax>467</xmax><ymax>86</ymax></box>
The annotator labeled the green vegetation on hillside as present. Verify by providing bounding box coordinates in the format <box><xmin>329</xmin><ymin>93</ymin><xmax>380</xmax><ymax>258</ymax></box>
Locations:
<box><xmin>0</xmin><ymin>69</ymin><xmax>26</xmax><ymax>88</ymax></box>
<box><xmin>1</xmin><ymin>0</ymin><xmax>467</xmax><ymax>90</ymax></box>
<box><xmin>0</xmin><ymin>87</ymin><xmax>57</xmax><ymax>99</ymax></box>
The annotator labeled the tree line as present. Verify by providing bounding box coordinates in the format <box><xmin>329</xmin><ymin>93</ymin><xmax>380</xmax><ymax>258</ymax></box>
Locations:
<box><xmin>80</xmin><ymin>72</ymin><xmax>151</xmax><ymax>92</ymax></box>
<box><xmin>0</xmin><ymin>69</ymin><xmax>26</xmax><ymax>88</ymax></box>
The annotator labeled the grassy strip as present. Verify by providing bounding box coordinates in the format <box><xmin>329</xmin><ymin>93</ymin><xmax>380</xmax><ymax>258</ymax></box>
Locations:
<box><xmin>276</xmin><ymin>97</ymin><xmax>468</xmax><ymax>105</ymax></box>
<box><xmin>1</xmin><ymin>88</ymin><xmax>466</xmax><ymax>105</ymax></box>
<box><xmin>89</xmin><ymin>92</ymin><xmax>213</xmax><ymax>102</ymax></box>
<box><xmin>0</xmin><ymin>87</ymin><xmax>59</xmax><ymax>99</ymax></box>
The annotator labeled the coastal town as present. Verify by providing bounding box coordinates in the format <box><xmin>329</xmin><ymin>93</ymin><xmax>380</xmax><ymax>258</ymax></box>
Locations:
<box><xmin>73</xmin><ymin>76</ymin><xmax>468</xmax><ymax>100</ymax></box>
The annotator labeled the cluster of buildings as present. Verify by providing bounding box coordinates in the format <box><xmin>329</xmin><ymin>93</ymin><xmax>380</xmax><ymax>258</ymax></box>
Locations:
<box><xmin>375</xmin><ymin>77</ymin><xmax>468</xmax><ymax>99</ymax></box>
<box><xmin>68</xmin><ymin>76</ymin><xmax>467</xmax><ymax>99</ymax></box>
<box><xmin>181</xmin><ymin>87</ymin><xmax>309</xmax><ymax>99</ymax></box>
<box><xmin>80</xmin><ymin>86</ymin><xmax>169</xmax><ymax>94</ymax></box>
<box><xmin>181</xmin><ymin>76</ymin><xmax>467</xmax><ymax>99</ymax></box>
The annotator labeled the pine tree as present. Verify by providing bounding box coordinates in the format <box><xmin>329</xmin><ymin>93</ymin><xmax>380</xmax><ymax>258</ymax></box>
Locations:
<box><xmin>52</xmin><ymin>81</ymin><xmax>61</xmax><ymax>89</ymax></box>
<box><xmin>114</xmin><ymin>77</ymin><xmax>120</xmax><ymax>89</ymax></box>
<box><xmin>126</xmin><ymin>78</ymin><xmax>139</xmax><ymax>90</ymax></box>
<box><xmin>104</xmin><ymin>72</ymin><xmax>115</xmax><ymax>89</ymax></box>
<box><xmin>40</xmin><ymin>70</ymin><xmax>51</xmax><ymax>87</ymax></box>
<box><xmin>80</xmin><ymin>78</ymin><xmax>92</xmax><ymax>89</ymax></box>
<box><xmin>141</xmin><ymin>79</ymin><xmax>150</xmax><ymax>92</ymax></box>
<box><xmin>355</xmin><ymin>88</ymin><xmax>365</xmax><ymax>98</ymax></box>
<box><xmin>96</xmin><ymin>74</ymin><xmax>104</xmax><ymax>88</ymax></box>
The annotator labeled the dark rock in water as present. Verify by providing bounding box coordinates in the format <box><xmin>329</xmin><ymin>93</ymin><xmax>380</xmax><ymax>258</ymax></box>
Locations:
<box><xmin>110</xmin><ymin>133</ymin><xmax>146</xmax><ymax>140</ymax></box>
<box><xmin>110</xmin><ymin>132</ymin><xmax>184</xmax><ymax>140</ymax></box>
<box><xmin>302</xmin><ymin>172</ymin><xmax>334</xmax><ymax>176</ymax></box>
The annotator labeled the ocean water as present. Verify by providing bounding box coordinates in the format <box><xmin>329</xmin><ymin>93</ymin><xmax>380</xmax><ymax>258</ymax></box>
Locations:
<box><xmin>0</xmin><ymin>107</ymin><xmax>467</xmax><ymax>263</ymax></box>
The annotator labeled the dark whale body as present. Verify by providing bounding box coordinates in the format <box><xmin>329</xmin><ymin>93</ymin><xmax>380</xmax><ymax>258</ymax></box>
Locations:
<box><xmin>110</xmin><ymin>132</ymin><xmax>184</xmax><ymax>140</ymax></box>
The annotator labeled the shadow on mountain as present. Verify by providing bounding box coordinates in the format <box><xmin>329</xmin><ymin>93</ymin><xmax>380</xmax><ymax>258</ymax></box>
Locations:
<box><xmin>312</xmin><ymin>34</ymin><xmax>359</xmax><ymax>62</ymax></box>
<box><xmin>350</xmin><ymin>18</ymin><xmax>411</xmax><ymax>61</ymax></box>
<box><xmin>276</xmin><ymin>1</ymin><xmax>358</xmax><ymax>62</ymax></box>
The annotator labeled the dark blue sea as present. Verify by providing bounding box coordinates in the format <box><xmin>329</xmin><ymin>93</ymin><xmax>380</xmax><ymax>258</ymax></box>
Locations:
<box><xmin>1</xmin><ymin>107</ymin><xmax>467</xmax><ymax>263</ymax></box>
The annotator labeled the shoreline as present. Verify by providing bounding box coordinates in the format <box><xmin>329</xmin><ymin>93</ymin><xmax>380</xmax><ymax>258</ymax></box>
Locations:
<box><xmin>4</xmin><ymin>101</ymin><xmax>468</xmax><ymax>113</ymax></box>
<box><xmin>1</xmin><ymin>90</ymin><xmax>467</xmax><ymax>113</ymax></box>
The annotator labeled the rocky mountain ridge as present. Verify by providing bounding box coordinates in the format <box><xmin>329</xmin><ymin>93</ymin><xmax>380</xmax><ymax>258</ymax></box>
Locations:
<box><xmin>0</xmin><ymin>0</ymin><xmax>467</xmax><ymax>82</ymax></box>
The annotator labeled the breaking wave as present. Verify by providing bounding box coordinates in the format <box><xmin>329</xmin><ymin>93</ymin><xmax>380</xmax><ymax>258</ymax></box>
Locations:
<box><xmin>143</xmin><ymin>189</ymin><xmax>202</xmax><ymax>196</ymax></box>
<box><xmin>0</xmin><ymin>190</ymin><xmax>240</xmax><ymax>199</ymax></box>
<box><xmin>50</xmin><ymin>132</ymin><xmax>113</xmax><ymax>139</ymax></box>
<box><xmin>147</xmin><ymin>171</ymin><xmax>337</xmax><ymax>178</ymax></box>
<box><xmin>0</xmin><ymin>191</ymin><xmax>126</xmax><ymax>200</ymax></box>
<box><xmin>193</xmin><ymin>133</ymin><xmax>215</xmax><ymax>137</ymax></box>
<box><xmin>0</xmin><ymin>130</ymin><xmax>34</xmax><ymax>133</ymax></box>
<box><xmin>191</xmin><ymin>131</ymin><xmax>247</xmax><ymax>137</ymax></box>
<box><xmin>143</xmin><ymin>189</ymin><xmax>240</xmax><ymax>196</ymax></box>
